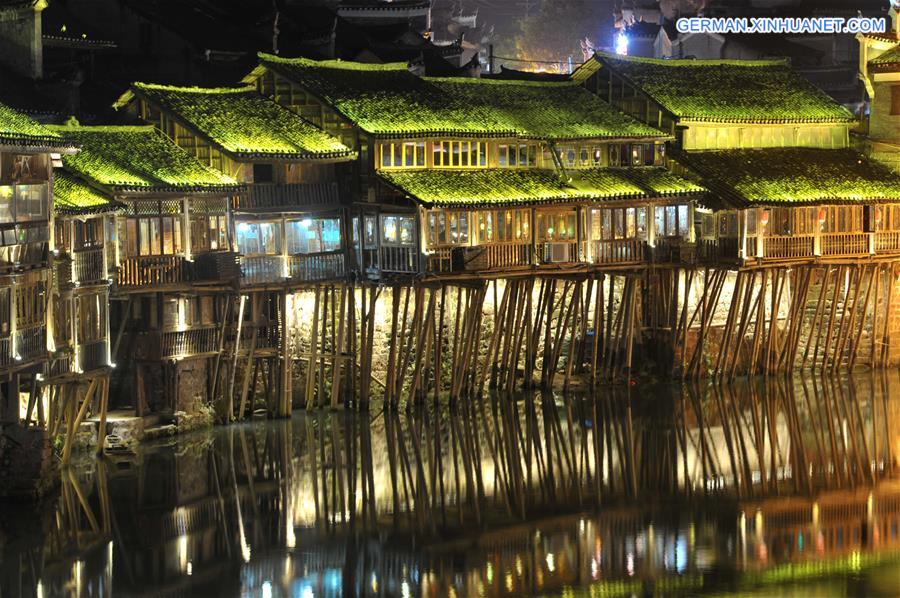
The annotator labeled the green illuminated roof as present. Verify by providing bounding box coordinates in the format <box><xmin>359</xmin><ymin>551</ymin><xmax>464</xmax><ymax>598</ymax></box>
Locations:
<box><xmin>49</xmin><ymin>125</ymin><xmax>241</xmax><ymax>194</ymax></box>
<box><xmin>53</xmin><ymin>170</ymin><xmax>122</xmax><ymax>215</ymax></box>
<box><xmin>118</xmin><ymin>83</ymin><xmax>356</xmax><ymax>161</ymax></box>
<box><xmin>615</xmin><ymin>167</ymin><xmax>706</xmax><ymax>197</ymax></box>
<box><xmin>0</xmin><ymin>101</ymin><xmax>72</xmax><ymax>150</ymax></box>
<box><xmin>679</xmin><ymin>148</ymin><xmax>900</xmax><ymax>206</ymax></box>
<box><xmin>870</xmin><ymin>44</ymin><xmax>900</xmax><ymax>71</ymax></box>
<box><xmin>581</xmin><ymin>52</ymin><xmax>855</xmax><ymax>124</ymax></box>
<box><xmin>378</xmin><ymin>168</ymin><xmax>701</xmax><ymax>208</ymax></box>
<box><xmin>250</xmin><ymin>54</ymin><xmax>666</xmax><ymax>141</ymax></box>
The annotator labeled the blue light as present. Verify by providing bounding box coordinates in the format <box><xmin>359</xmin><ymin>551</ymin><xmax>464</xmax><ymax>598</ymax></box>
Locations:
<box><xmin>615</xmin><ymin>32</ymin><xmax>629</xmax><ymax>55</ymax></box>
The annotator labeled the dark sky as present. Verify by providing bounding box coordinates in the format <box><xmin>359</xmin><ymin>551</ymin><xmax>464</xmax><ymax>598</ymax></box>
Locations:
<box><xmin>443</xmin><ymin>0</ymin><xmax>618</xmax><ymax>64</ymax></box>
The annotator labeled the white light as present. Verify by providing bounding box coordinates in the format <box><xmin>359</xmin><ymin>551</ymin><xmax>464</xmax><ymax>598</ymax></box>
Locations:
<box><xmin>262</xmin><ymin>581</ymin><xmax>272</xmax><ymax>598</ymax></box>
<box><xmin>300</xmin><ymin>219</ymin><xmax>312</xmax><ymax>227</ymax></box>
<box><xmin>615</xmin><ymin>32</ymin><xmax>629</xmax><ymax>55</ymax></box>
<box><xmin>546</xmin><ymin>553</ymin><xmax>555</xmax><ymax>573</ymax></box>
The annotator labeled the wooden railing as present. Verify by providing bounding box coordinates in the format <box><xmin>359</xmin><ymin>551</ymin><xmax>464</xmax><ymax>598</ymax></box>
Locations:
<box><xmin>380</xmin><ymin>246</ymin><xmax>418</xmax><ymax>273</ymax></box>
<box><xmin>15</xmin><ymin>326</ymin><xmax>45</xmax><ymax>364</ymax></box>
<box><xmin>233</xmin><ymin>323</ymin><xmax>281</xmax><ymax>352</ymax></box>
<box><xmin>288</xmin><ymin>252</ymin><xmax>345</xmax><ymax>282</ymax></box>
<box><xmin>820</xmin><ymin>232</ymin><xmax>871</xmax><ymax>257</ymax></box>
<box><xmin>698</xmin><ymin>238</ymin><xmax>740</xmax><ymax>261</ymax></box>
<box><xmin>240</xmin><ymin>255</ymin><xmax>282</xmax><ymax>285</ymax></box>
<box><xmin>427</xmin><ymin>244</ymin><xmax>533</xmax><ymax>273</ymax></box>
<box><xmin>240</xmin><ymin>252</ymin><xmax>345</xmax><ymax>286</ymax></box>
<box><xmin>590</xmin><ymin>239</ymin><xmax>645</xmax><ymax>265</ymax></box>
<box><xmin>73</xmin><ymin>247</ymin><xmax>106</xmax><ymax>284</ymax></box>
<box><xmin>876</xmin><ymin>231</ymin><xmax>900</xmax><ymax>254</ymax></box>
<box><xmin>539</xmin><ymin>242</ymin><xmax>578</xmax><ymax>264</ymax></box>
<box><xmin>77</xmin><ymin>340</ymin><xmax>109</xmax><ymax>372</ymax></box>
<box><xmin>0</xmin><ymin>336</ymin><xmax>12</xmax><ymax>367</ymax></box>
<box><xmin>118</xmin><ymin>255</ymin><xmax>186</xmax><ymax>287</ymax></box>
<box><xmin>160</xmin><ymin>326</ymin><xmax>220</xmax><ymax>360</ymax></box>
<box><xmin>235</xmin><ymin>183</ymin><xmax>340</xmax><ymax>211</ymax></box>
<box><xmin>762</xmin><ymin>235</ymin><xmax>815</xmax><ymax>260</ymax></box>
<box><xmin>193</xmin><ymin>251</ymin><xmax>240</xmax><ymax>282</ymax></box>
<box><xmin>652</xmin><ymin>238</ymin><xmax>695</xmax><ymax>264</ymax></box>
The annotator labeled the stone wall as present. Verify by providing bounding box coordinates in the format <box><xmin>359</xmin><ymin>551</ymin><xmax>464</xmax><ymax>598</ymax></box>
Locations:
<box><xmin>0</xmin><ymin>424</ymin><xmax>52</xmax><ymax>499</ymax></box>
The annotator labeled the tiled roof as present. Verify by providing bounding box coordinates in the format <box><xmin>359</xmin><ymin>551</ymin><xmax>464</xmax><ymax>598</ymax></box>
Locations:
<box><xmin>53</xmin><ymin>170</ymin><xmax>123</xmax><ymax>214</ymax></box>
<box><xmin>678</xmin><ymin>148</ymin><xmax>900</xmax><ymax>206</ymax></box>
<box><xmin>0</xmin><ymin>101</ymin><xmax>73</xmax><ymax>150</ymax></box>
<box><xmin>118</xmin><ymin>83</ymin><xmax>356</xmax><ymax>161</ymax></box>
<box><xmin>377</xmin><ymin>167</ymin><xmax>701</xmax><ymax>208</ymax></box>
<box><xmin>249</xmin><ymin>54</ymin><xmax>668</xmax><ymax>141</ymax></box>
<box><xmin>49</xmin><ymin>125</ymin><xmax>241</xmax><ymax>194</ymax></box>
<box><xmin>869</xmin><ymin>44</ymin><xmax>900</xmax><ymax>71</ymax></box>
<box><xmin>576</xmin><ymin>52</ymin><xmax>855</xmax><ymax>124</ymax></box>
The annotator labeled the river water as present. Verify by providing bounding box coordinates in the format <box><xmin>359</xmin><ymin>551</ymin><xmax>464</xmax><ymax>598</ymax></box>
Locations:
<box><xmin>4</xmin><ymin>373</ymin><xmax>900</xmax><ymax>597</ymax></box>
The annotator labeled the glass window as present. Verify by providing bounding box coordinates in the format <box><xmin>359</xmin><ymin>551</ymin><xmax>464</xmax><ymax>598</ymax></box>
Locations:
<box><xmin>498</xmin><ymin>145</ymin><xmax>508</xmax><ymax>167</ymax></box>
<box><xmin>381</xmin><ymin>215</ymin><xmax>415</xmax><ymax>246</ymax></box>
<box><xmin>287</xmin><ymin>218</ymin><xmax>342</xmax><ymax>254</ymax></box>
<box><xmin>0</xmin><ymin>186</ymin><xmax>13</xmax><ymax>223</ymax></box>
<box><xmin>678</xmin><ymin>205</ymin><xmax>690</xmax><ymax>236</ymax></box>
<box><xmin>15</xmin><ymin>184</ymin><xmax>46</xmax><ymax>222</ymax></box>
<box><xmin>364</xmin><ymin>216</ymin><xmax>377</xmax><ymax>249</ymax></box>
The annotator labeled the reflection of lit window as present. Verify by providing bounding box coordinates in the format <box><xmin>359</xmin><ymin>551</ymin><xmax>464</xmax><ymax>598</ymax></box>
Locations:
<box><xmin>287</xmin><ymin>218</ymin><xmax>342</xmax><ymax>254</ymax></box>
<box><xmin>235</xmin><ymin>221</ymin><xmax>282</xmax><ymax>255</ymax></box>
<box><xmin>381</xmin><ymin>215</ymin><xmax>416</xmax><ymax>246</ymax></box>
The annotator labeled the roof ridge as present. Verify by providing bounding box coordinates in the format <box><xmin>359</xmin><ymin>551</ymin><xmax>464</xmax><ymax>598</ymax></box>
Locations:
<box><xmin>593</xmin><ymin>50</ymin><xmax>790</xmax><ymax>68</ymax></box>
<box><xmin>257</xmin><ymin>52</ymin><xmax>411</xmax><ymax>71</ymax></box>
<box><xmin>133</xmin><ymin>82</ymin><xmax>258</xmax><ymax>94</ymax></box>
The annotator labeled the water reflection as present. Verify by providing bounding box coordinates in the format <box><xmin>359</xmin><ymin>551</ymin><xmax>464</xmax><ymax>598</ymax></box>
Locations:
<box><xmin>4</xmin><ymin>373</ymin><xmax>900</xmax><ymax>596</ymax></box>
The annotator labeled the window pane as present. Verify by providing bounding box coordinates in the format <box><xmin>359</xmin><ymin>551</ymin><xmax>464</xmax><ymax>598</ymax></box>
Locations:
<box><xmin>498</xmin><ymin>145</ymin><xmax>508</xmax><ymax>167</ymax></box>
<box><xmin>382</xmin><ymin>216</ymin><xmax>398</xmax><ymax>243</ymax></box>
<box><xmin>666</xmin><ymin>206</ymin><xmax>676</xmax><ymax>237</ymax></box>
<box><xmin>382</xmin><ymin>145</ymin><xmax>391</xmax><ymax>168</ymax></box>
<box><xmin>601</xmin><ymin>210</ymin><xmax>611</xmax><ymax>240</ymax></box>
<box><xmin>654</xmin><ymin>207</ymin><xmax>665</xmax><ymax>237</ymax></box>
<box><xmin>139</xmin><ymin>219</ymin><xmax>150</xmax><ymax>255</ymax></box>
<box><xmin>626</xmin><ymin>208</ymin><xmax>636</xmax><ymax>238</ymax></box>
<box><xmin>162</xmin><ymin>217</ymin><xmax>174</xmax><ymax>254</ymax></box>
<box><xmin>364</xmin><ymin>216</ymin><xmax>377</xmax><ymax>248</ymax></box>
<box><xmin>458</xmin><ymin>213</ymin><xmax>469</xmax><ymax>243</ymax></box>
<box><xmin>126</xmin><ymin>219</ymin><xmax>138</xmax><ymax>257</ymax></box>
<box><xmin>259</xmin><ymin>222</ymin><xmax>281</xmax><ymax>254</ymax></box>
<box><xmin>416</xmin><ymin>142</ymin><xmax>425</xmax><ymax>166</ymax></box>
<box><xmin>399</xmin><ymin>217</ymin><xmax>414</xmax><ymax>245</ymax></box>
<box><xmin>236</xmin><ymin>222</ymin><xmax>260</xmax><ymax>255</ymax></box>
<box><xmin>636</xmin><ymin>208</ymin><xmax>647</xmax><ymax>238</ymax></box>
<box><xmin>0</xmin><ymin>186</ymin><xmax>13</xmax><ymax>222</ymax></box>
<box><xmin>614</xmin><ymin>209</ymin><xmax>624</xmax><ymax>239</ymax></box>
<box><xmin>678</xmin><ymin>205</ymin><xmax>689</xmax><ymax>236</ymax></box>
<box><xmin>393</xmin><ymin>144</ymin><xmax>402</xmax><ymax>167</ymax></box>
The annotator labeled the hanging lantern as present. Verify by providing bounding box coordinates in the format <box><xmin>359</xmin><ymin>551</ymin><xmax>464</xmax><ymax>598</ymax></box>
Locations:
<box><xmin>817</xmin><ymin>207</ymin><xmax>827</xmax><ymax>223</ymax></box>
<box><xmin>760</xmin><ymin>209</ymin><xmax>770</xmax><ymax>227</ymax></box>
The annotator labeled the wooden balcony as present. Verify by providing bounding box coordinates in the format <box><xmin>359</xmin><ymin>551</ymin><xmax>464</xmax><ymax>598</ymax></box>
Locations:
<box><xmin>651</xmin><ymin>238</ymin><xmax>695</xmax><ymax>264</ymax></box>
<box><xmin>876</xmin><ymin>231</ymin><xmax>900</xmax><ymax>255</ymax></box>
<box><xmin>72</xmin><ymin>247</ymin><xmax>106</xmax><ymax>285</ymax></box>
<box><xmin>763</xmin><ymin>235</ymin><xmax>815</xmax><ymax>260</ymax></box>
<box><xmin>234</xmin><ymin>183</ymin><xmax>340</xmax><ymax>212</ymax></box>
<box><xmin>820</xmin><ymin>232</ymin><xmax>871</xmax><ymax>257</ymax></box>
<box><xmin>589</xmin><ymin>239</ymin><xmax>645</xmax><ymax>265</ymax></box>
<box><xmin>231</xmin><ymin>323</ymin><xmax>281</xmax><ymax>353</ymax></box>
<box><xmin>427</xmin><ymin>243</ymin><xmax>533</xmax><ymax>273</ymax></box>
<box><xmin>135</xmin><ymin>326</ymin><xmax>220</xmax><ymax>361</ymax></box>
<box><xmin>539</xmin><ymin>242</ymin><xmax>578</xmax><ymax>265</ymax></box>
<box><xmin>19</xmin><ymin>326</ymin><xmax>45</xmax><ymax>363</ymax></box>
<box><xmin>240</xmin><ymin>252</ymin><xmax>345</xmax><ymax>286</ymax></box>
<box><xmin>117</xmin><ymin>252</ymin><xmax>239</xmax><ymax>289</ymax></box>
<box><xmin>118</xmin><ymin>255</ymin><xmax>186</xmax><ymax>287</ymax></box>
<box><xmin>380</xmin><ymin>246</ymin><xmax>418</xmax><ymax>273</ymax></box>
<box><xmin>7</xmin><ymin>325</ymin><xmax>46</xmax><ymax>367</ymax></box>
<box><xmin>698</xmin><ymin>238</ymin><xmax>740</xmax><ymax>262</ymax></box>
<box><xmin>77</xmin><ymin>340</ymin><xmax>109</xmax><ymax>372</ymax></box>
<box><xmin>193</xmin><ymin>251</ymin><xmax>240</xmax><ymax>282</ymax></box>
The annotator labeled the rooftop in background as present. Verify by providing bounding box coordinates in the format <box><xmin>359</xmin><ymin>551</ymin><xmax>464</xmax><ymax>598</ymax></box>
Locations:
<box><xmin>49</xmin><ymin>124</ymin><xmax>240</xmax><ymax>194</ymax></box>
<box><xmin>248</xmin><ymin>54</ymin><xmax>668</xmax><ymax>141</ymax></box>
<box><xmin>378</xmin><ymin>168</ymin><xmax>703</xmax><ymax>208</ymax></box>
<box><xmin>869</xmin><ymin>43</ymin><xmax>900</xmax><ymax>72</ymax></box>
<box><xmin>116</xmin><ymin>83</ymin><xmax>356</xmax><ymax>162</ymax></box>
<box><xmin>0</xmin><ymin>101</ymin><xmax>74</xmax><ymax>150</ymax></box>
<box><xmin>575</xmin><ymin>52</ymin><xmax>856</xmax><ymax>124</ymax></box>
<box><xmin>678</xmin><ymin>148</ymin><xmax>900</xmax><ymax>207</ymax></box>
<box><xmin>53</xmin><ymin>170</ymin><xmax>123</xmax><ymax>215</ymax></box>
